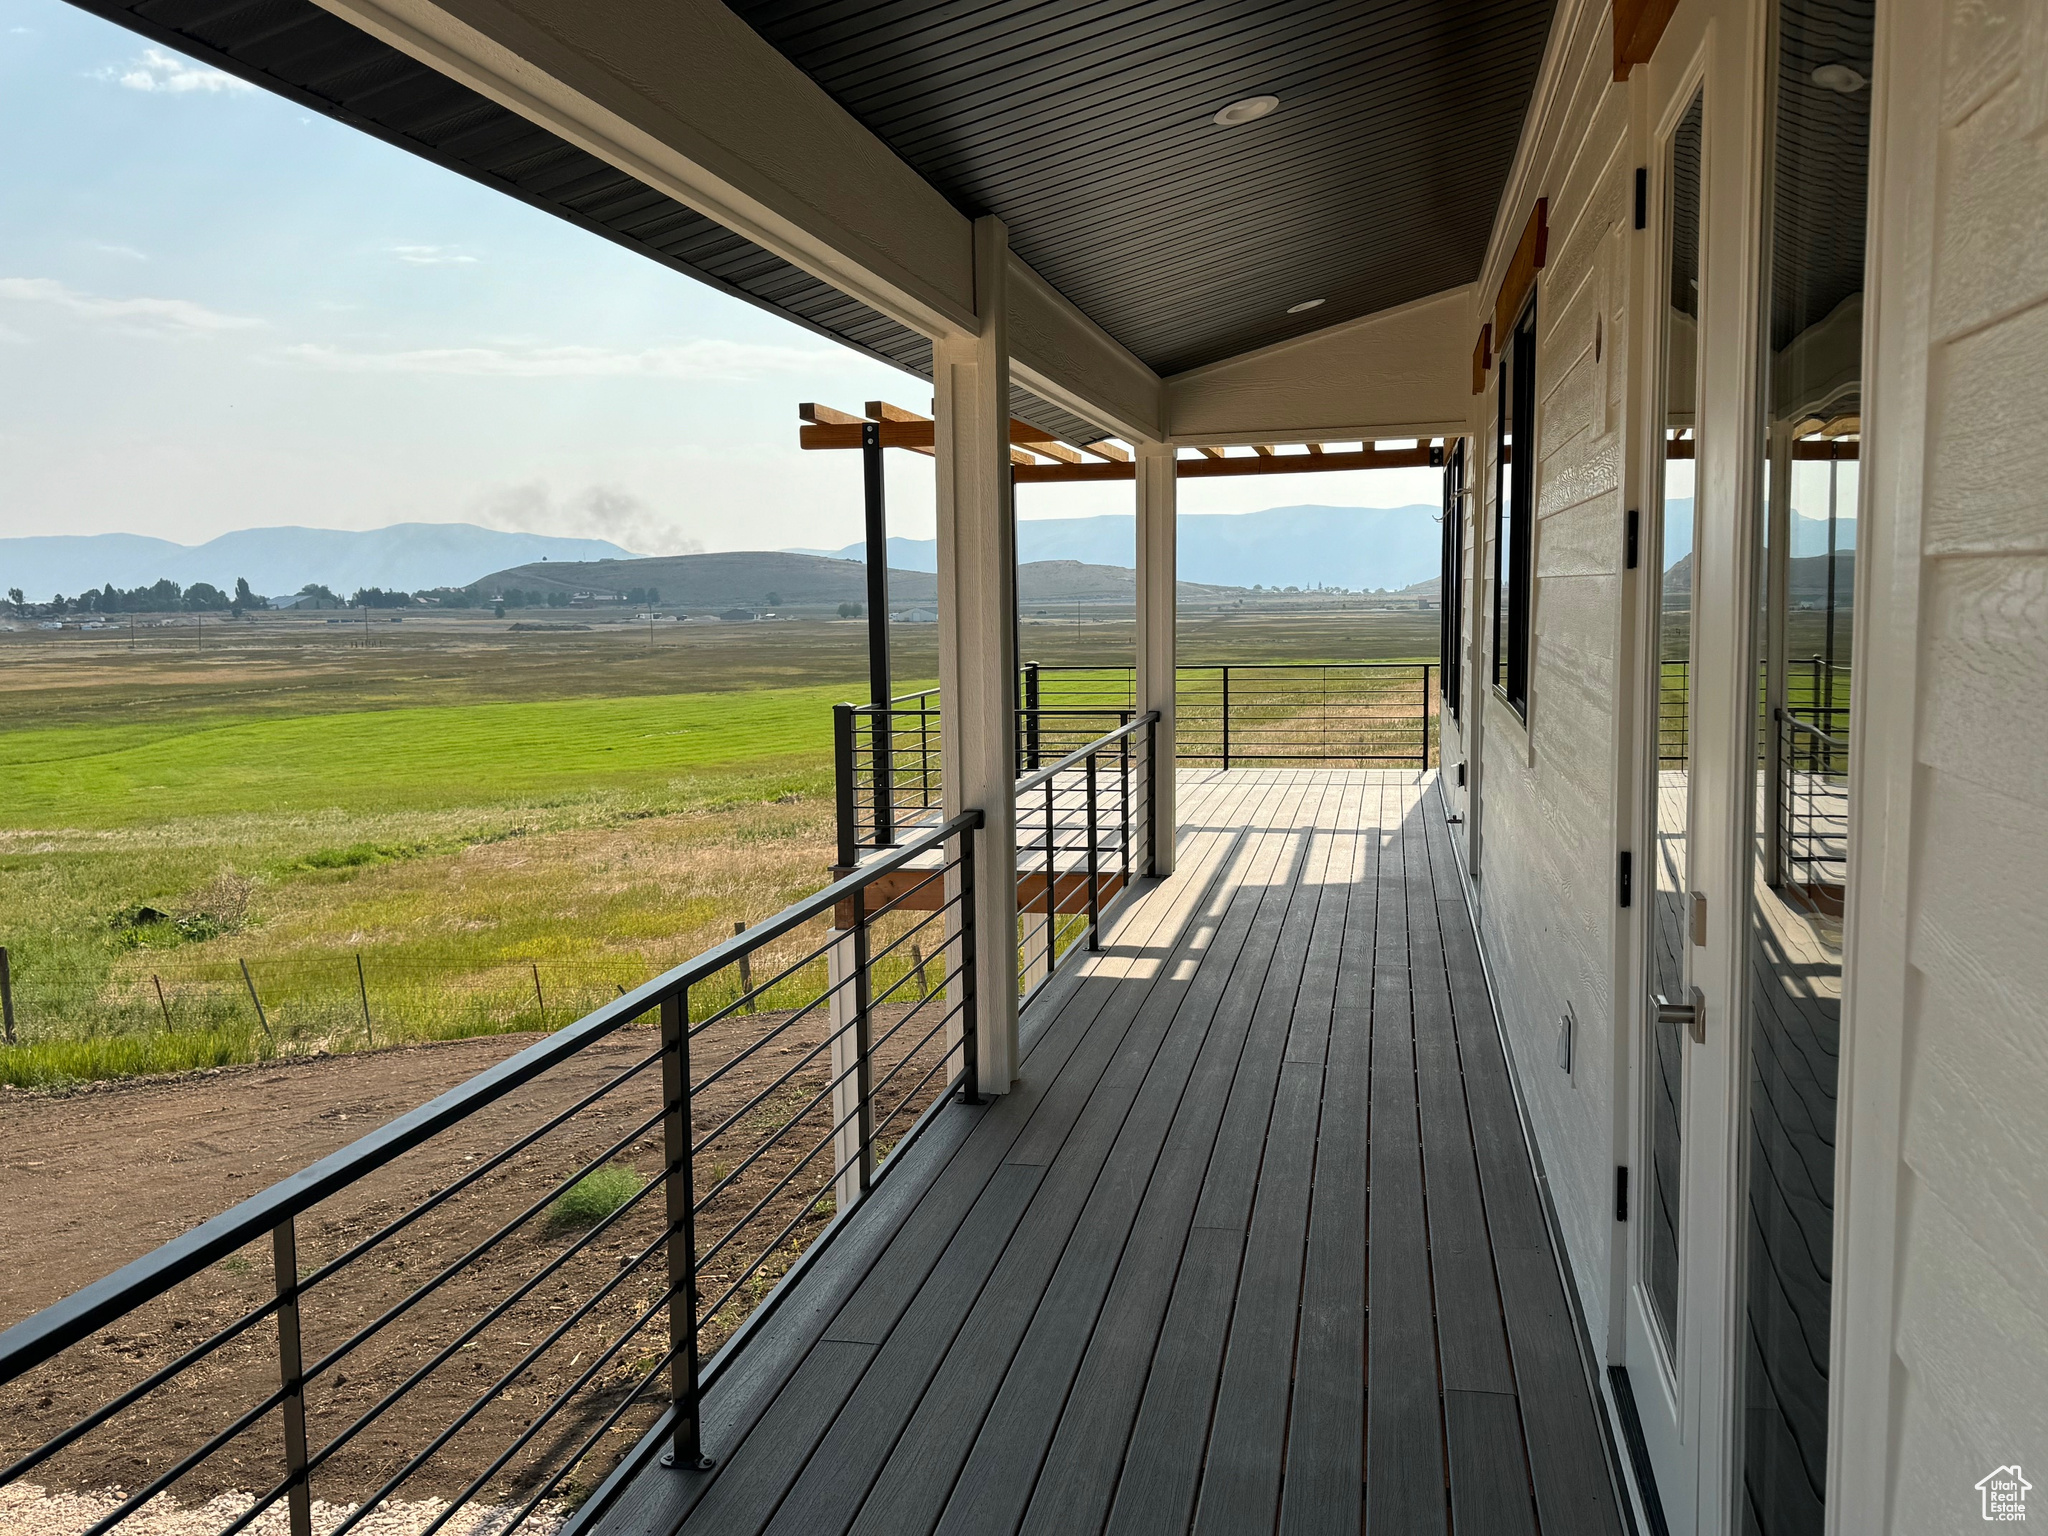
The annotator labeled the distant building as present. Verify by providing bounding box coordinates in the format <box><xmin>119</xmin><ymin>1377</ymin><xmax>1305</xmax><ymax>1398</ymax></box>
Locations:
<box><xmin>893</xmin><ymin>608</ymin><xmax>939</xmax><ymax>623</ymax></box>
<box><xmin>719</xmin><ymin>608</ymin><xmax>757</xmax><ymax>622</ymax></box>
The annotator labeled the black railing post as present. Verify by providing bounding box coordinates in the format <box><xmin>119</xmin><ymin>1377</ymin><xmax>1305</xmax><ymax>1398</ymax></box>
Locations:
<box><xmin>834</xmin><ymin>704</ymin><xmax>859</xmax><ymax>867</ymax></box>
<box><xmin>1145</xmin><ymin>714</ymin><xmax>1159</xmax><ymax>878</ymax></box>
<box><xmin>1421</xmin><ymin>663</ymin><xmax>1433</xmax><ymax>767</ymax></box>
<box><xmin>958</xmin><ymin>824</ymin><xmax>980</xmax><ymax>1104</ymax></box>
<box><xmin>851</xmin><ymin>886</ymin><xmax>875</xmax><ymax>1194</ymax></box>
<box><xmin>271</xmin><ymin>1217</ymin><xmax>312</xmax><ymax>1536</ymax></box>
<box><xmin>1221</xmin><ymin>666</ymin><xmax>1232</xmax><ymax>769</ymax></box>
<box><xmin>1024</xmin><ymin>663</ymin><xmax>1042</xmax><ymax>771</ymax></box>
<box><xmin>873</xmin><ymin>708</ymin><xmax>895</xmax><ymax>848</ymax></box>
<box><xmin>1085</xmin><ymin>752</ymin><xmax>1101</xmax><ymax>951</ymax></box>
<box><xmin>1044</xmin><ymin>775</ymin><xmax>1058</xmax><ymax>977</ymax></box>
<box><xmin>660</xmin><ymin>987</ymin><xmax>711</xmax><ymax>1471</ymax></box>
<box><xmin>1118</xmin><ymin>720</ymin><xmax>1131</xmax><ymax>892</ymax></box>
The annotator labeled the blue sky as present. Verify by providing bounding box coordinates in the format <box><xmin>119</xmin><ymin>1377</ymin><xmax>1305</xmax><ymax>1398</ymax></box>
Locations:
<box><xmin>0</xmin><ymin>0</ymin><xmax>1443</xmax><ymax>554</ymax></box>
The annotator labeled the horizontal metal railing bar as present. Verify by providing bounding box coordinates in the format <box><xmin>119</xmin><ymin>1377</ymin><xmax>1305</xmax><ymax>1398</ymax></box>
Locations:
<box><xmin>1014</xmin><ymin>712</ymin><xmax>1158</xmax><ymax>796</ymax></box>
<box><xmin>305</xmin><ymin>1186</ymin><xmax>670</xmax><ymax>1488</ymax></box>
<box><xmin>0</xmin><ymin>810</ymin><xmax>983</xmax><ymax>1384</ymax></box>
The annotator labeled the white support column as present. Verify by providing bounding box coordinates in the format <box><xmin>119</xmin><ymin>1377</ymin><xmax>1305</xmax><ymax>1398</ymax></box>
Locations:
<box><xmin>935</xmin><ymin>215</ymin><xmax>1021</xmax><ymax>1092</ymax></box>
<box><xmin>825</xmin><ymin>928</ymin><xmax>862</xmax><ymax>1213</ymax></box>
<box><xmin>1135</xmin><ymin>440</ymin><xmax>1178</xmax><ymax>877</ymax></box>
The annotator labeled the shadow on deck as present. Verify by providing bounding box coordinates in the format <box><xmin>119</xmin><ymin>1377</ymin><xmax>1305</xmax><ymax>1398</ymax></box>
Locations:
<box><xmin>597</xmin><ymin>769</ymin><xmax>1627</xmax><ymax>1536</ymax></box>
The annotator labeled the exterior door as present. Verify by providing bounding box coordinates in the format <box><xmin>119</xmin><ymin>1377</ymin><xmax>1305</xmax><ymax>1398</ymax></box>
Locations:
<box><xmin>1620</xmin><ymin>80</ymin><xmax>1708</xmax><ymax>1532</ymax></box>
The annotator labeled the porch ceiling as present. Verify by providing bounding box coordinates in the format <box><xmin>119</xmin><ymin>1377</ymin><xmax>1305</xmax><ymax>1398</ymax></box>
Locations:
<box><xmin>63</xmin><ymin>0</ymin><xmax>1103</xmax><ymax>444</ymax></box>
<box><xmin>731</xmin><ymin>0</ymin><xmax>1560</xmax><ymax>375</ymax></box>
<box><xmin>69</xmin><ymin>0</ymin><xmax>1552</xmax><ymax>435</ymax></box>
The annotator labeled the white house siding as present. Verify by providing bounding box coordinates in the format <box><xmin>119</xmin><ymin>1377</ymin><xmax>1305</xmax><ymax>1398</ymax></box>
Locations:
<box><xmin>1468</xmin><ymin>0</ymin><xmax>1635</xmax><ymax>1347</ymax></box>
<box><xmin>1838</xmin><ymin>0</ymin><xmax>2048</xmax><ymax>1528</ymax></box>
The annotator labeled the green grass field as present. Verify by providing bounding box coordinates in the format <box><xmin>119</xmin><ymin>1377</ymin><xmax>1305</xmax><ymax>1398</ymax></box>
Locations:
<box><xmin>0</xmin><ymin>609</ymin><xmax>1440</xmax><ymax>1088</ymax></box>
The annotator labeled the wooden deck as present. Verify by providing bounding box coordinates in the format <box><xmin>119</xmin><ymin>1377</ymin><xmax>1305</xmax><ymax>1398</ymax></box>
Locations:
<box><xmin>596</xmin><ymin>769</ymin><xmax>1627</xmax><ymax>1536</ymax></box>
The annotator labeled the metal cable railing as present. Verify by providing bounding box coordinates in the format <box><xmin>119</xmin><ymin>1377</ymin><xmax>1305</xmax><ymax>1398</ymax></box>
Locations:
<box><xmin>1013</xmin><ymin>713</ymin><xmax>1157</xmax><ymax>1005</ymax></box>
<box><xmin>0</xmin><ymin>812</ymin><xmax>983</xmax><ymax>1536</ymax></box>
<box><xmin>1778</xmin><ymin>710</ymin><xmax>1848</xmax><ymax>896</ymax></box>
<box><xmin>836</xmin><ymin>662</ymin><xmax>1434</xmax><ymax>860</ymax></box>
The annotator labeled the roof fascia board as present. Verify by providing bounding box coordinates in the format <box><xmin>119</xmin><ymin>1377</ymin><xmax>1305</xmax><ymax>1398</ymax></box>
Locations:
<box><xmin>1163</xmin><ymin>285</ymin><xmax>1473</xmax><ymax>444</ymax></box>
<box><xmin>317</xmin><ymin>0</ymin><xmax>980</xmax><ymax>340</ymax></box>
<box><xmin>1007</xmin><ymin>258</ymin><xmax>1164</xmax><ymax>444</ymax></box>
<box><xmin>1473</xmin><ymin>0</ymin><xmax>1604</xmax><ymax>328</ymax></box>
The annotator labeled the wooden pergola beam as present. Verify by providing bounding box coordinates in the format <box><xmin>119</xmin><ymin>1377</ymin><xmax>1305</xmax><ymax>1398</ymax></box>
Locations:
<box><xmin>799</xmin><ymin>404</ymin><xmax>1434</xmax><ymax>480</ymax></box>
<box><xmin>1012</xmin><ymin>442</ymin><xmax>1439</xmax><ymax>482</ymax></box>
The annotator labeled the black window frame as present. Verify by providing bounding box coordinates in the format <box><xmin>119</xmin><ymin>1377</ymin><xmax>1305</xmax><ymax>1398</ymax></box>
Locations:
<box><xmin>1441</xmin><ymin>438</ymin><xmax>1466</xmax><ymax>719</ymax></box>
<box><xmin>1493</xmin><ymin>297</ymin><xmax>1537</xmax><ymax>715</ymax></box>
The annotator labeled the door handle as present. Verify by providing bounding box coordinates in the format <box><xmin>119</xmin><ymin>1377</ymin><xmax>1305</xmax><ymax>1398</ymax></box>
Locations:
<box><xmin>1656</xmin><ymin>986</ymin><xmax>1706</xmax><ymax>1045</ymax></box>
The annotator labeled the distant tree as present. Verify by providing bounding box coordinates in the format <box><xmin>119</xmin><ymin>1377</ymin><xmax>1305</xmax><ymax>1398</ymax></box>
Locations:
<box><xmin>546</xmin><ymin>591</ymin><xmax>569</xmax><ymax>609</ymax></box>
<box><xmin>765</xmin><ymin>591</ymin><xmax>782</xmax><ymax>606</ymax></box>
<box><xmin>51</xmin><ymin>593</ymin><xmax>68</xmax><ymax>614</ymax></box>
<box><xmin>838</xmin><ymin>602</ymin><xmax>862</xmax><ymax>618</ymax></box>
<box><xmin>350</xmin><ymin>587</ymin><xmax>413</xmax><ymax>609</ymax></box>
<box><xmin>299</xmin><ymin>583</ymin><xmax>338</xmax><ymax>603</ymax></box>
<box><xmin>494</xmin><ymin>601</ymin><xmax>506</xmax><ymax>617</ymax></box>
<box><xmin>233</xmin><ymin>577</ymin><xmax>268</xmax><ymax>612</ymax></box>
<box><xmin>5</xmin><ymin>587</ymin><xmax>22</xmax><ymax>611</ymax></box>
<box><xmin>184</xmin><ymin>582</ymin><xmax>230</xmax><ymax>611</ymax></box>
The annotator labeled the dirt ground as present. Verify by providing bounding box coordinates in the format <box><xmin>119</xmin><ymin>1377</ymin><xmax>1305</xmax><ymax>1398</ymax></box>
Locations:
<box><xmin>0</xmin><ymin>999</ymin><xmax>953</xmax><ymax>1519</ymax></box>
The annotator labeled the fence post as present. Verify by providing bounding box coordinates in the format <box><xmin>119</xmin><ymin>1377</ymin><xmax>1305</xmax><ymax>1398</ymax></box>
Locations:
<box><xmin>355</xmin><ymin>954</ymin><xmax>373</xmax><ymax>1046</ymax></box>
<box><xmin>271</xmin><ymin>1217</ymin><xmax>313</xmax><ymax>1536</ymax></box>
<box><xmin>833</xmin><ymin>703</ymin><xmax>858</xmax><ymax>868</ymax></box>
<box><xmin>958</xmin><ymin>825</ymin><xmax>980</xmax><ymax>1104</ymax></box>
<box><xmin>734</xmin><ymin>922</ymin><xmax>754</xmax><ymax>1013</ymax></box>
<box><xmin>660</xmin><ymin>987</ymin><xmax>712</xmax><ymax>1471</ymax></box>
<box><xmin>0</xmin><ymin>945</ymin><xmax>13</xmax><ymax>1045</ymax></box>
<box><xmin>153</xmin><ymin>974</ymin><xmax>172</xmax><ymax>1033</ymax></box>
<box><xmin>1221</xmin><ymin>666</ymin><xmax>1232</xmax><ymax>770</ymax></box>
<box><xmin>240</xmin><ymin>958</ymin><xmax>273</xmax><ymax>1041</ymax></box>
<box><xmin>851</xmin><ymin>887</ymin><xmax>875</xmax><ymax>1193</ymax></box>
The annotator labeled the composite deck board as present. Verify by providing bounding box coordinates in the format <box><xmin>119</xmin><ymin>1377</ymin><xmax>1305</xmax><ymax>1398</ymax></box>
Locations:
<box><xmin>1366</xmin><ymin>775</ymin><xmax>1449</xmax><ymax>1536</ymax></box>
<box><xmin>1010</xmin><ymin>810</ymin><xmax>1333</xmax><ymax>1536</ymax></box>
<box><xmin>595</xmin><ymin>771</ymin><xmax>1626</xmax><ymax>1536</ymax></box>
<box><xmin>843</xmin><ymin>814</ymin><xmax>1309</xmax><ymax>1536</ymax></box>
<box><xmin>944</xmin><ymin>783</ymin><xmax>1336</xmax><ymax>1536</ymax></box>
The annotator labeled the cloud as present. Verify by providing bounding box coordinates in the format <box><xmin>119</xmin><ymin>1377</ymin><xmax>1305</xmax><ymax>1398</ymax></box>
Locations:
<box><xmin>473</xmin><ymin>481</ymin><xmax>706</xmax><ymax>557</ymax></box>
<box><xmin>96</xmin><ymin>48</ymin><xmax>254</xmax><ymax>93</ymax></box>
<box><xmin>389</xmin><ymin>245</ymin><xmax>479</xmax><ymax>266</ymax></box>
<box><xmin>90</xmin><ymin>243</ymin><xmax>149</xmax><ymax>262</ymax></box>
<box><xmin>278</xmin><ymin>337</ymin><xmax>837</xmax><ymax>379</ymax></box>
<box><xmin>0</xmin><ymin>277</ymin><xmax>261</xmax><ymax>337</ymax></box>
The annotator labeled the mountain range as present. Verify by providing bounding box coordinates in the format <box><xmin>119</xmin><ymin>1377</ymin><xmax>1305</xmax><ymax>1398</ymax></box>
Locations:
<box><xmin>0</xmin><ymin>524</ymin><xmax>634</xmax><ymax>601</ymax></box>
<box><xmin>475</xmin><ymin>550</ymin><xmax>1243</xmax><ymax>610</ymax></box>
<box><xmin>792</xmin><ymin>505</ymin><xmax>1449</xmax><ymax>591</ymax></box>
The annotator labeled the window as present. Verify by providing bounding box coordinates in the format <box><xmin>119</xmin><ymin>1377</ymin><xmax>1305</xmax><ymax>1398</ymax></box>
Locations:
<box><xmin>1441</xmin><ymin>439</ymin><xmax>1466</xmax><ymax>718</ymax></box>
<box><xmin>1493</xmin><ymin>300</ymin><xmax>1536</xmax><ymax>713</ymax></box>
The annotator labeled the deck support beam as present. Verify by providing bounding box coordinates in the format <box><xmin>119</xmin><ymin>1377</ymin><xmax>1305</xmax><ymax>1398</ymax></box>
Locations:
<box><xmin>1135</xmin><ymin>441</ymin><xmax>1178</xmax><ymax>876</ymax></box>
<box><xmin>935</xmin><ymin>215</ymin><xmax>1021</xmax><ymax>1091</ymax></box>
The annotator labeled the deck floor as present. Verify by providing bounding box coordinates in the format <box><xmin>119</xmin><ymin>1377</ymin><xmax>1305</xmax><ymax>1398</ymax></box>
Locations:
<box><xmin>596</xmin><ymin>769</ymin><xmax>1627</xmax><ymax>1536</ymax></box>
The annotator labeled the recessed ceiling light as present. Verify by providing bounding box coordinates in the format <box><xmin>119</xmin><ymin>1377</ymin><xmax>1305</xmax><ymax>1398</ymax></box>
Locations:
<box><xmin>1811</xmin><ymin>63</ymin><xmax>1866</xmax><ymax>93</ymax></box>
<box><xmin>1213</xmin><ymin>95</ymin><xmax>1280</xmax><ymax>127</ymax></box>
<box><xmin>1286</xmin><ymin>298</ymin><xmax>1326</xmax><ymax>314</ymax></box>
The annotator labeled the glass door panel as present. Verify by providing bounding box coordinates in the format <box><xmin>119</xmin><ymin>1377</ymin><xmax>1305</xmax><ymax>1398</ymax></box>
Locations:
<box><xmin>1646</xmin><ymin>92</ymin><xmax>1704</xmax><ymax>1361</ymax></box>
<box><xmin>1738</xmin><ymin>0</ymin><xmax>1870</xmax><ymax>1528</ymax></box>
